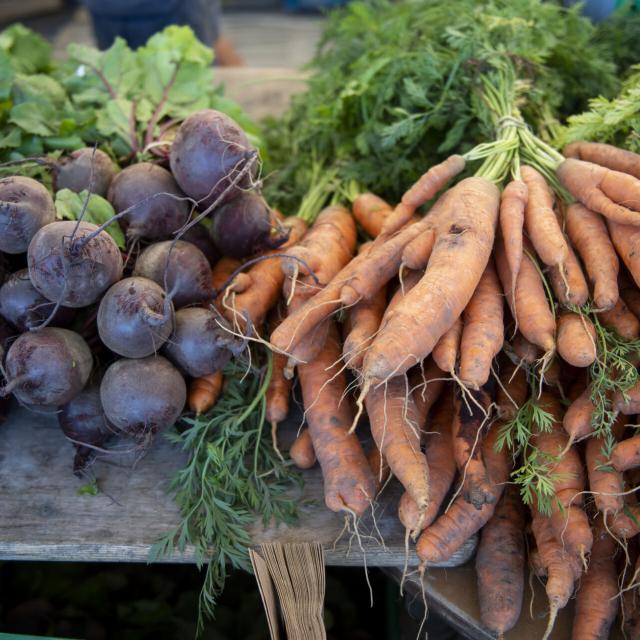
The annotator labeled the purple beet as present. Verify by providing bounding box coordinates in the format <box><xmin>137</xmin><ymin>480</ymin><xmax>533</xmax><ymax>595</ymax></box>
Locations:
<box><xmin>0</xmin><ymin>268</ymin><xmax>76</xmax><ymax>331</ymax></box>
<box><xmin>163</xmin><ymin>307</ymin><xmax>243</xmax><ymax>377</ymax></box>
<box><xmin>210</xmin><ymin>192</ymin><xmax>289</xmax><ymax>259</ymax></box>
<box><xmin>59</xmin><ymin>385</ymin><xmax>115</xmax><ymax>476</ymax></box>
<box><xmin>52</xmin><ymin>148</ymin><xmax>117</xmax><ymax>197</ymax></box>
<box><xmin>0</xmin><ymin>176</ymin><xmax>56</xmax><ymax>254</ymax></box>
<box><xmin>97</xmin><ymin>276</ymin><xmax>174</xmax><ymax>358</ymax></box>
<box><xmin>180</xmin><ymin>222</ymin><xmax>220</xmax><ymax>265</ymax></box>
<box><xmin>169</xmin><ymin>109</ymin><xmax>257</xmax><ymax>209</ymax></box>
<box><xmin>108</xmin><ymin>162</ymin><xmax>190</xmax><ymax>242</ymax></box>
<box><xmin>100</xmin><ymin>356</ymin><xmax>186</xmax><ymax>440</ymax></box>
<box><xmin>132</xmin><ymin>240</ymin><xmax>212</xmax><ymax>308</ymax></box>
<box><xmin>2</xmin><ymin>328</ymin><xmax>92</xmax><ymax>407</ymax></box>
<box><xmin>28</xmin><ymin>220</ymin><xmax>124</xmax><ymax>308</ymax></box>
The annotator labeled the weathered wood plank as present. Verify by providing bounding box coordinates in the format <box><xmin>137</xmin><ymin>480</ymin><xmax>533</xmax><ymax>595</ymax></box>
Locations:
<box><xmin>0</xmin><ymin>407</ymin><xmax>475</xmax><ymax>567</ymax></box>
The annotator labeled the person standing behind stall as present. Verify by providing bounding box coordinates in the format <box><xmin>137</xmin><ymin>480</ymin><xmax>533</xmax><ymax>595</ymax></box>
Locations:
<box><xmin>80</xmin><ymin>0</ymin><xmax>243</xmax><ymax>64</ymax></box>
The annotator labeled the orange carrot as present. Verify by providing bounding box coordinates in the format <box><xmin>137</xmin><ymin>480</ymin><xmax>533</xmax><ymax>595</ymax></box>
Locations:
<box><xmin>612</xmin><ymin>432</ymin><xmax>640</xmax><ymax>472</ymax></box>
<box><xmin>621</xmin><ymin>285</ymin><xmax>640</xmax><ymax>319</ymax></box>
<box><xmin>548</xmin><ymin>242</ymin><xmax>589</xmax><ymax>307</ymax></box>
<box><xmin>416</xmin><ymin>421</ymin><xmax>510</xmax><ymax>565</ymax></box>
<box><xmin>367</xmin><ymin>445</ymin><xmax>390</xmax><ymax>494</ymax></box>
<box><xmin>510</xmin><ymin>332</ymin><xmax>541</xmax><ymax>365</ymax></box>
<box><xmin>597</xmin><ymin>296</ymin><xmax>640</xmax><ymax>340</ymax></box>
<box><xmin>558</xmin><ymin>158</ymin><xmax>640</xmax><ymax>225</ymax></box>
<box><xmin>188</xmin><ymin>371</ymin><xmax>223</xmax><ymax>415</ymax></box>
<box><xmin>521</xmin><ymin>165</ymin><xmax>569</xmax><ymax>267</ymax></box>
<box><xmin>400</xmin><ymin>154</ymin><xmax>466</xmax><ymax>210</ymax></box>
<box><xmin>410</xmin><ymin>358</ymin><xmax>446</xmax><ymax>422</ymax></box>
<box><xmin>530</xmin><ymin>510</ymin><xmax>578</xmax><ymax>640</ymax></box>
<box><xmin>564</xmin><ymin>141</ymin><xmax>640</xmax><ymax>180</ymax></box>
<box><xmin>452</xmin><ymin>384</ymin><xmax>495</xmax><ymax>509</ymax></box>
<box><xmin>534</xmin><ymin>392</ymin><xmax>592</xmax><ymax>560</ymax></box>
<box><xmin>475</xmin><ymin>484</ymin><xmax>525</xmax><ymax>636</ymax></box>
<box><xmin>400</xmin><ymin>228</ymin><xmax>437</xmax><ymax>270</ymax></box>
<box><xmin>223</xmin><ymin>217</ymin><xmax>308</xmax><ymax>331</ymax></box>
<box><xmin>398</xmin><ymin>387</ymin><xmax>456</xmax><ymax>534</ymax></box>
<box><xmin>298</xmin><ymin>323</ymin><xmax>375</xmax><ymax>515</ymax></box>
<box><xmin>614</xmin><ymin>380</ymin><xmax>640</xmax><ymax>415</ymax></box>
<box><xmin>495</xmin><ymin>235</ymin><xmax>556</xmax><ymax>355</ymax></box>
<box><xmin>571</xmin><ymin>519</ymin><xmax>619</xmax><ymax>640</ymax></box>
<box><xmin>352</xmin><ymin>192</ymin><xmax>392</xmax><ymax>238</ymax></box>
<box><xmin>431</xmin><ymin>317</ymin><xmax>463</xmax><ymax>374</ymax></box>
<box><xmin>562</xmin><ymin>384</ymin><xmax>600</xmax><ymax>445</ymax></box>
<box><xmin>365</xmin><ymin>374</ymin><xmax>430</xmax><ymax>526</ymax></box>
<box><xmin>459</xmin><ymin>260</ymin><xmax>504</xmax><ymax>389</ymax></box>
<box><xmin>289</xmin><ymin>428</ymin><xmax>316</xmax><ymax>470</ymax></box>
<box><xmin>606</xmin><ymin>219</ymin><xmax>640</xmax><ymax>288</ymax></box>
<box><xmin>556</xmin><ymin>312</ymin><xmax>597</xmax><ymax>368</ymax></box>
<box><xmin>499</xmin><ymin>179</ymin><xmax>528</xmax><ymax>299</ymax></box>
<box><xmin>495</xmin><ymin>357</ymin><xmax>528</xmax><ymax>421</ymax></box>
<box><xmin>362</xmin><ymin>177</ymin><xmax>500</xmax><ymax>384</ymax></box>
<box><xmin>211</xmin><ymin>257</ymin><xmax>241</xmax><ymax>311</ymax></box>
<box><xmin>566</xmin><ymin>203</ymin><xmax>619</xmax><ymax>310</ymax></box>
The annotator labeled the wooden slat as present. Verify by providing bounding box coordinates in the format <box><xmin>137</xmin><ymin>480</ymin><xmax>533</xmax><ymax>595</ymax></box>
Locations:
<box><xmin>0</xmin><ymin>407</ymin><xmax>475</xmax><ymax>567</ymax></box>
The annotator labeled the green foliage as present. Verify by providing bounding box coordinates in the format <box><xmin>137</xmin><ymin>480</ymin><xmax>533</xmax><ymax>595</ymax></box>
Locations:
<box><xmin>264</xmin><ymin>0</ymin><xmax>620</xmax><ymax>215</ymax></box>
<box><xmin>151</xmin><ymin>350</ymin><xmax>299</xmax><ymax>632</ymax></box>
<box><xmin>595</xmin><ymin>7</ymin><xmax>640</xmax><ymax>79</ymax></box>
<box><xmin>0</xmin><ymin>24</ymin><xmax>261</xmax><ymax>163</ymax></box>
<box><xmin>55</xmin><ymin>188</ymin><xmax>126</xmax><ymax>249</ymax></box>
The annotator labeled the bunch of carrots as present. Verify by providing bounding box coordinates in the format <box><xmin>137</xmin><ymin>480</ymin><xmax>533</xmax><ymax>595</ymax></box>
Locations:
<box><xmin>186</xmin><ymin>67</ymin><xmax>640</xmax><ymax>637</ymax></box>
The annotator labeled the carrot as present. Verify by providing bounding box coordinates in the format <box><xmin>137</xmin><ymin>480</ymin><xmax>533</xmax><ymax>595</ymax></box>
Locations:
<box><xmin>558</xmin><ymin>158</ymin><xmax>640</xmax><ymax>225</ymax></box>
<box><xmin>495</xmin><ymin>235</ymin><xmax>556</xmax><ymax>355</ymax></box>
<box><xmin>612</xmin><ymin>432</ymin><xmax>640</xmax><ymax>472</ymax></box>
<box><xmin>556</xmin><ymin>312</ymin><xmax>597</xmax><ymax>368</ymax></box>
<box><xmin>564</xmin><ymin>141</ymin><xmax>640</xmax><ymax>180</ymax></box>
<box><xmin>547</xmin><ymin>242</ymin><xmax>589</xmax><ymax>308</ymax></box>
<box><xmin>342</xmin><ymin>282</ymin><xmax>386</xmax><ymax>373</ymax></box>
<box><xmin>398</xmin><ymin>387</ymin><xmax>456</xmax><ymax>535</ymax></box>
<box><xmin>367</xmin><ymin>445</ymin><xmax>390</xmax><ymax>494</ymax></box>
<box><xmin>499</xmin><ymin>179</ymin><xmax>528</xmax><ymax>300</ymax></box>
<box><xmin>521</xmin><ymin>165</ymin><xmax>569</xmax><ymax>267</ymax></box>
<box><xmin>365</xmin><ymin>374</ymin><xmax>430</xmax><ymax>526</ymax></box>
<box><xmin>586</xmin><ymin>417</ymin><xmax>626</xmax><ymax>516</ymax></box>
<box><xmin>400</xmin><ymin>228</ymin><xmax>436</xmax><ymax>270</ymax></box>
<box><xmin>410</xmin><ymin>358</ymin><xmax>446</xmax><ymax>422</ymax></box>
<box><xmin>621</xmin><ymin>285</ymin><xmax>640</xmax><ymax>320</ymax></box>
<box><xmin>362</xmin><ymin>177</ymin><xmax>500</xmax><ymax>384</ymax></box>
<box><xmin>223</xmin><ymin>216</ymin><xmax>308</xmax><ymax>331</ymax></box>
<box><xmin>431</xmin><ymin>317</ymin><xmax>463</xmax><ymax>374</ymax></box>
<box><xmin>475</xmin><ymin>484</ymin><xmax>525</xmax><ymax>637</ymax></box>
<box><xmin>609</xmin><ymin>500</ymin><xmax>640</xmax><ymax>539</ymax></box>
<box><xmin>452</xmin><ymin>383</ymin><xmax>496</xmax><ymax>509</ymax></box>
<box><xmin>566</xmin><ymin>203</ymin><xmax>619</xmax><ymax>310</ymax></box>
<box><xmin>571</xmin><ymin>519</ymin><xmax>619</xmax><ymax>640</ymax></box>
<box><xmin>289</xmin><ymin>428</ymin><xmax>316</xmax><ymax>470</ymax></box>
<box><xmin>459</xmin><ymin>260</ymin><xmax>504</xmax><ymax>389</ymax></box>
<box><xmin>400</xmin><ymin>154</ymin><xmax>466</xmax><ymax>210</ymax></box>
<box><xmin>534</xmin><ymin>392</ymin><xmax>593</xmax><ymax>560</ymax></box>
<box><xmin>606</xmin><ymin>219</ymin><xmax>640</xmax><ymax>288</ymax></box>
<box><xmin>211</xmin><ymin>257</ymin><xmax>241</xmax><ymax>311</ymax></box>
<box><xmin>495</xmin><ymin>357</ymin><xmax>528</xmax><ymax>421</ymax></box>
<box><xmin>562</xmin><ymin>384</ymin><xmax>599</xmax><ymax>445</ymax></box>
<box><xmin>352</xmin><ymin>192</ymin><xmax>392</xmax><ymax>238</ymax></box>
<box><xmin>188</xmin><ymin>371</ymin><xmax>223</xmax><ymax>415</ymax></box>
<box><xmin>510</xmin><ymin>332</ymin><xmax>541</xmax><ymax>365</ymax></box>
<box><xmin>529</xmin><ymin>547</ymin><xmax>547</xmax><ymax>578</ymax></box>
<box><xmin>597</xmin><ymin>296</ymin><xmax>640</xmax><ymax>340</ymax></box>
<box><xmin>614</xmin><ymin>380</ymin><xmax>640</xmax><ymax>415</ymax></box>
<box><xmin>416</xmin><ymin>421</ymin><xmax>510</xmax><ymax>565</ymax></box>
<box><xmin>530</xmin><ymin>510</ymin><xmax>578</xmax><ymax>640</ymax></box>
<box><xmin>298</xmin><ymin>323</ymin><xmax>375</xmax><ymax>515</ymax></box>
<box><xmin>621</xmin><ymin>553</ymin><xmax>640</xmax><ymax>640</ymax></box>
<box><xmin>265</xmin><ymin>308</ymin><xmax>293</xmax><ymax>452</ymax></box>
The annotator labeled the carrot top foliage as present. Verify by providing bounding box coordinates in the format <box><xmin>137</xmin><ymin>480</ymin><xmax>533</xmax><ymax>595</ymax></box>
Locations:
<box><xmin>265</xmin><ymin>0</ymin><xmax>621</xmax><ymax>215</ymax></box>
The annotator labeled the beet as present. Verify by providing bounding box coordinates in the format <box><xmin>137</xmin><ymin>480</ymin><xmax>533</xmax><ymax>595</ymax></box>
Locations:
<box><xmin>97</xmin><ymin>276</ymin><xmax>173</xmax><ymax>358</ymax></box>
<box><xmin>180</xmin><ymin>222</ymin><xmax>220</xmax><ymax>265</ymax></box>
<box><xmin>100</xmin><ymin>356</ymin><xmax>186</xmax><ymax>438</ymax></box>
<box><xmin>163</xmin><ymin>307</ymin><xmax>243</xmax><ymax>377</ymax></box>
<box><xmin>52</xmin><ymin>148</ymin><xmax>117</xmax><ymax>197</ymax></box>
<box><xmin>28</xmin><ymin>220</ymin><xmax>124</xmax><ymax>308</ymax></box>
<box><xmin>107</xmin><ymin>162</ymin><xmax>190</xmax><ymax>242</ymax></box>
<box><xmin>210</xmin><ymin>192</ymin><xmax>289</xmax><ymax>259</ymax></box>
<box><xmin>0</xmin><ymin>176</ymin><xmax>56</xmax><ymax>254</ymax></box>
<box><xmin>59</xmin><ymin>385</ymin><xmax>114</xmax><ymax>476</ymax></box>
<box><xmin>0</xmin><ymin>268</ymin><xmax>76</xmax><ymax>331</ymax></box>
<box><xmin>3</xmin><ymin>328</ymin><xmax>92</xmax><ymax>407</ymax></box>
<box><xmin>169</xmin><ymin>110</ymin><xmax>257</xmax><ymax>210</ymax></box>
<box><xmin>132</xmin><ymin>240</ymin><xmax>212</xmax><ymax>308</ymax></box>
